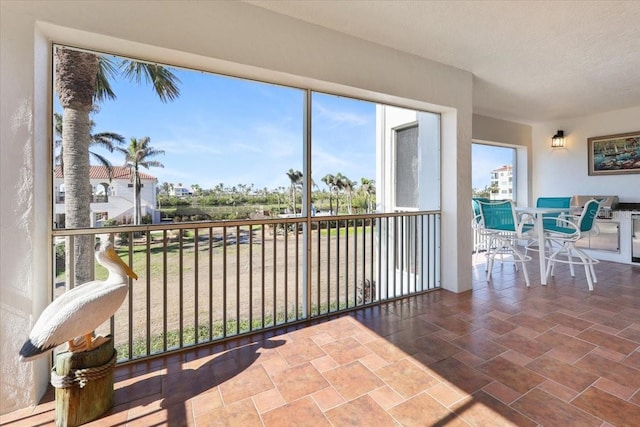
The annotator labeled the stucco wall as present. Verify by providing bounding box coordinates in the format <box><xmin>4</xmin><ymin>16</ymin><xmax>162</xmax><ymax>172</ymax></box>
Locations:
<box><xmin>532</xmin><ymin>105</ymin><xmax>640</xmax><ymax>202</ymax></box>
<box><xmin>1</xmin><ymin>0</ymin><xmax>473</xmax><ymax>411</ymax></box>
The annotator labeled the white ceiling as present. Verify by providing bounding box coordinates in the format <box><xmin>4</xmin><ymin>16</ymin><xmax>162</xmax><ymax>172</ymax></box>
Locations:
<box><xmin>246</xmin><ymin>0</ymin><xmax>640</xmax><ymax>124</ymax></box>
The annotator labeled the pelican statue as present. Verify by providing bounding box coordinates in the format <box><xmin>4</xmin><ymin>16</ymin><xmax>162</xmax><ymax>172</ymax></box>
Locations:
<box><xmin>19</xmin><ymin>240</ymin><xmax>137</xmax><ymax>362</ymax></box>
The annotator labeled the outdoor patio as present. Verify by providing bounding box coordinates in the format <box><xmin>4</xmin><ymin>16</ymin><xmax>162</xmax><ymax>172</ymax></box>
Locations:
<box><xmin>2</xmin><ymin>253</ymin><xmax>639</xmax><ymax>426</ymax></box>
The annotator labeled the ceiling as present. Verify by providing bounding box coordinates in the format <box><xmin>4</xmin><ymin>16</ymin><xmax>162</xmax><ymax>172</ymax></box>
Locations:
<box><xmin>246</xmin><ymin>1</ymin><xmax>640</xmax><ymax>124</ymax></box>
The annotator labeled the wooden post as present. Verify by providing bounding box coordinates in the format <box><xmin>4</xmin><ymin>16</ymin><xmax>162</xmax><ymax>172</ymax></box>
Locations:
<box><xmin>54</xmin><ymin>337</ymin><xmax>115</xmax><ymax>427</ymax></box>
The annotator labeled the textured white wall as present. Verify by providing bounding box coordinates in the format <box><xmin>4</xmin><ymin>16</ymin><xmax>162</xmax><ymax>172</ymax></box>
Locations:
<box><xmin>1</xmin><ymin>0</ymin><xmax>473</xmax><ymax>411</ymax></box>
<box><xmin>532</xmin><ymin>105</ymin><xmax>640</xmax><ymax>202</ymax></box>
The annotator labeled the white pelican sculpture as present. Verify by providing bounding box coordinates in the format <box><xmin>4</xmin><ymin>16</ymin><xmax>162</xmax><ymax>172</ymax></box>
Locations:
<box><xmin>19</xmin><ymin>240</ymin><xmax>137</xmax><ymax>362</ymax></box>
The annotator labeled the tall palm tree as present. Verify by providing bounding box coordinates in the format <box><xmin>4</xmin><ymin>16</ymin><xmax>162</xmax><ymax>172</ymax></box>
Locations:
<box><xmin>55</xmin><ymin>46</ymin><xmax>180</xmax><ymax>285</ymax></box>
<box><xmin>116</xmin><ymin>137</ymin><xmax>165</xmax><ymax>225</ymax></box>
<box><xmin>360</xmin><ymin>177</ymin><xmax>376</xmax><ymax>213</ymax></box>
<box><xmin>342</xmin><ymin>177</ymin><xmax>357</xmax><ymax>214</ymax></box>
<box><xmin>321</xmin><ymin>173</ymin><xmax>337</xmax><ymax>214</ymax></box>
<box><xmin>286</xmin><ymin>169</ymin><xmax>303</xmax><ymax>214</ymax></box>
<box><xmin>54</xmin><ymin>112</ymin><xmax>125</xmax><ymax>179</ymax></box>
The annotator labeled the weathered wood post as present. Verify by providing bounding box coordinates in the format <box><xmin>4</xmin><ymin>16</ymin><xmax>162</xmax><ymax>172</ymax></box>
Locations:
<box><xmin>52</xmin><ymin>337</ymin><xmax>115</xmax><ymax>427</ymax></box>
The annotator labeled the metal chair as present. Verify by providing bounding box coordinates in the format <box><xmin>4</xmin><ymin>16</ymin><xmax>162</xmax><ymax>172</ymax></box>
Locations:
<box><xmin>544</xmin><ymin>199</ymin><xmax>602</xmax><ymax>290</ymax></box>
<box><xmin>472</xmin><ymin>197</ymin><xmax>491</xmax><ymax>255</ymax></box>
<box><xmin>477</xmin><ymin>200</ymin><xmax>534</xmax><ymax>287</ymax></box>
<box><xmin>525</xmin><ymin>197</ymin><xmax>571</xmax><ymax>255</ymax></box>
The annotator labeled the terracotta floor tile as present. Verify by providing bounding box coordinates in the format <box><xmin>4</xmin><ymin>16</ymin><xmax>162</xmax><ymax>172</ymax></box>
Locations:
<box><xmin>452</xmin><ymin>391</ymin><xmax>537</xmax><ymax>427</ymax></box>
<box><xmin>512</xmin><ymin>388</ymin><xmax>601</xmax><ymax>426</ymax></box>
<box><xmin>472</xmin><ymin>314</ymin><xmax>519</xmax><ymax>335</ymax></box>
<box><xmin>575</xmin><ymin>353</ymin><xmax>640</xmax><ymax>390</ymax></box>
<box><xmin>368</xmin><ymin>385</ymin><xmax>405</xmax><ymax>410</ymax></box>
<box><xmin>537</xmin><ymin>379</ymin><xmax>579</xmax><ymax>402</ymax></box>
<box><xmin>592</xmin><ymin>377</ymin><xmax>636</xmax><ymax>400</ymax></box>
<box><xmin>429</xmin><ymin>357</ymin><xmax>492</xmax><ymax>394</ymax></box>
<box><xmin>270</xmin><ymin>362</ymin><xmax>328</xmax><ymax>402</ymax></box>
<box><xmin>571</xmin><ymin>386</ymin><xmax>640</xmax><ymax>427</ymax></box>
<box><xmin>577</xmin><ymin>329</ymin><xmax>638</xmax><ymax>354</ymax></box>
<box><xmin>323</xmin><ymin>360</ymin><xmax>384</xmax><ymax>400</ymax></box>
<box><xmin>622</xmin><ymin>351</ymin><xmax>640</xmax><ymax>370</ymax></box>
<box><xmin>321</xmin><ymin>336</ymin><xmax>372</xmax><ymax>365</ymax></box>
<box><xmin>218</xmin><ymin>365</ymin><xmax>273</xmax><ymax>404</ymax></box>
<box><xmin>500</xmin><ymin>349</ymin><xmax>533</xmax><ymax>367</ymax></box>
<box><xmin>508</xmin><ymin>313</ymin><xmax>556</xmax><ymax>333</ymax></box>
<box><xmin>326</xmin><ymin>395</ymin><xmax>397</xmax><ymax>426</ymax></box>
<box><xmin>543</xmin><ymin>312</ymin><xmax>594</xmax><ymax>331</ymax></box>
<box><xmin>477</xmin><ymin>357</ymin><xmax>545</xmax><ymax>394</ymax></box>
<box><xmin>311</xmin><ymin>386</ymin><xmax>345</xmax><ymax>411</ymax></box>
<box><xmin>410</xmin><ymin>334</ymin><xmax>462</xmax><ymax>362</ymax></box>
<box><xmin>525</xmin><ymin>355</ymin><xmax>598</xmax><ymax>392</ymax></box>
<box><xmin>618</xmin><ymin>326</ymin><xmax>640</xmax><ymax>343</ymax></box>
<box><xmin>365</xmin><ymin>338</ymin><xmax>409</xmax><ymax>363</ymax></box>
<box><xmin>262</xmin><ymin>396</ymin><xmax>331</xmax><ymax>427</ymax></box>
<box><xmin>375</xmin><ymin>358</ymin><xmax>438</xmax><ymax>399</ymax></box>
<box><xmin>426</xmin><ymin>382</ymin><xmax>466</xmax><ymax>407</ymax></box>
<box><xmin>493</xmin><ymin>332</ymin><xmax>552</xmax><ymax>359</ymax></box>
<box><xmin>252</xmin><ymin>388</ymin><xmax>285</xmax><ymax>414</ymax></box>
<box><xmin>389</xmin><ymin>392</ymin><xmax>455</xmax><ymax>426</ymax></box>
<box><xmin>276</xmin><ymin>336</ymin><xmax>327</xmax><ymax>366</ymax></box>
<box><xmin>452</xmin><ymin>332</ymin><xmax>507</xmax><ymax>360</ymax></box>
<box><xmin>481</xmin><ymin>381</ymin><xmax>521</xmax><ymax>404</ymax></box>
<box><xmin>194</xmin><ymin>398</ymin><xmax>261</xmax><ymax>427</ymax></box>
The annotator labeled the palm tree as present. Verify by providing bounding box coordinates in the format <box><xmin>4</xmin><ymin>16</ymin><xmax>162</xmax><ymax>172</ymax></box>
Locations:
<box><xmin>55</xmin><ymin>46</ymin><xmax>179</xmax><ymax>285</ymax></box>
<box><xmin>116</xmin><ymin>137</ymin><xmax>165</xmax><ymax>225</ymax></box>
<box><xmin>342</xmin><ymin>177</ymin><xmax>357</xmax><ymax>214</ymax></box>
<box><xmin>286</xmin><ymin>169</ymin><xmax>303</xmax><ymax>214</ymax></box>
<box><xmin>360</xmin><ymin>178</ymin><xmax>376</xmax><ymax>213</ymax></box>
<box><xmin>321</xmin><ymin>173</ymin><xmax>337</xmax><ymax>214</ymax></box>
<box><xmin>54</xmin><ymin>112</ymin><xmax>125</xmax><ymax>179</ymax></box>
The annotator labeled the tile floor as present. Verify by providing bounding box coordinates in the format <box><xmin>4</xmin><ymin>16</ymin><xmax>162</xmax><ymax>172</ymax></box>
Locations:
<box><xmin>2</xmin><ymin>253</ymin><xmax>640</xmax><ymax>426</ymax></box>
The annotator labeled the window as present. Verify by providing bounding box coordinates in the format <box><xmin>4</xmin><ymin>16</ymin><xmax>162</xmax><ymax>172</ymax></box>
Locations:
<box><xmin>53</xmin><ymin>45</ymin><xmax>439</xmax><ymax>226</ymax></box>
<box><xmin>394</xmin><ymin>124</ymin><xmax>419</xmax><ymax>210</ymax></box>
<box><xmin>472</xmin><ymin>143</ymin><xmax>516</xmax><ymax>201</ymax></box>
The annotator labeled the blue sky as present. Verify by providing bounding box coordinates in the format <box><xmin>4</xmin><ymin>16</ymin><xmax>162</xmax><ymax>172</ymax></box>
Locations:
<box><xmin>54</xmin><ymin>53</ymin><xmax>507</xmax><ymax>192</ymax></box>
<box><xmin>55</xmin><ymin>62</ymin><xmax>377</xmax><ymax>192</ymax></box>
<box><xmin>472</xmin><ymin>144</ymin><xmax>514</xmax><ymax>190</ymax></box>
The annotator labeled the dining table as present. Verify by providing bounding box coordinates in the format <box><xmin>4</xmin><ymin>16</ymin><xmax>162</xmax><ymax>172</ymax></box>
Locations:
<box><xmin>515</xmin><ymin>206</ymin><xmax>569</xmax><ymax>285</ymax></box>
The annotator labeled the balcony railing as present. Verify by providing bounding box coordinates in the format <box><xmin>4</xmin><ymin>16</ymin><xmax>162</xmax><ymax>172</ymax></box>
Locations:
<box><xmin>52</xmin><ymin>211</ymin><xmax>440</xmax><ymax>363</ymax></box>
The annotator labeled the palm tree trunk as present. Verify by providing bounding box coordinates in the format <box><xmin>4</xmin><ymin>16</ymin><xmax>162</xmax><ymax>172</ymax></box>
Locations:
<box><xmin>62</xmin><ymin>108</ymin><xmax>93</xmax><ymax>286</ymax></box>
<box><xmin>55</xmin><ymin>47</ymin><xmax>99</xmax><ymax>287</ymax></box>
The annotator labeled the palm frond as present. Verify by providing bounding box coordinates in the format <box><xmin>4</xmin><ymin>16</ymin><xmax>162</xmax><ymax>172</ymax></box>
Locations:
<box><xmin>95</xmin><ymin>56</ymin><xmax>118</xmax><ymax>102</ymax></box>
<box><xmin>90</xmin><ymin>152</ymin><xmax>115</xmax><ymax>181</ymax></box>
<box><xmin>90</xmin><ymin>132</ymin><xmax>126</xmax><ymax>151</ymax></box>
<box><xmin>120</xmin><ymin>61</ymin><xmax>181</xmax><ymax>102</ymax></box>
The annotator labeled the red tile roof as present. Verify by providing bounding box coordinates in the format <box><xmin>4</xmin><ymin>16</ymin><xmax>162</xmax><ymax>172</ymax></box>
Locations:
<box><xmin>54</xmin><ymin>166</ymin><xmax>157</xmax><ymax>180</ymax></box>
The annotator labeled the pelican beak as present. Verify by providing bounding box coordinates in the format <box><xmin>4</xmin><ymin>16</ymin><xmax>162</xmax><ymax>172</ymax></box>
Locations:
<box><xmin>106</xmin><ymin>246</ymin><xmax>138</xmax><ymax>280</ymax></box>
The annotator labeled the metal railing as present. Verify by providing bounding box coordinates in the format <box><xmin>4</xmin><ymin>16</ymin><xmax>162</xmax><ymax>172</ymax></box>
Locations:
<box><xmin>52</xmin><ymin>211</ymin><xmax>440</xmax><ymax>363</ymax></box>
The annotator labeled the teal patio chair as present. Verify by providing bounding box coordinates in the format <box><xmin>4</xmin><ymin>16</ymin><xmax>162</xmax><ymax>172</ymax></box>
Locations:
<box><xmin>525</xmin><ymin>196</ymin><xmax>571</xmax><ymax>255</ymax></box>
<box><xmin>472</xmin><ymin>198</ymin><xmax>491</xmax><ymax>255</ymax></box>
<box><xmin>477</xmin><ymin>200</ymin><xmax>534</xmax><ymax>287</ymax></box>
<box><xmin>544</xmin><ymin>198</ymin><xmax>602</xmax><ymax>291</ymax></box>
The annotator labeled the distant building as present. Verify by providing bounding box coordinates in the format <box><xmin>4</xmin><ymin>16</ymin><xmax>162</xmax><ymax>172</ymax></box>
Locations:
<box><xmin>490</xmin><ymin>165</ymin><xmax>513</xmax><ymax>200</ymax></box>
<box><xmin>54</xmin><ymin>166</ymin><xmax>159</xmax><ymax>227</ymax></box>
<box><xmin>171</xmin><ymin>186</ymin><xmax>193</xmax><ymax>197</ymax></box>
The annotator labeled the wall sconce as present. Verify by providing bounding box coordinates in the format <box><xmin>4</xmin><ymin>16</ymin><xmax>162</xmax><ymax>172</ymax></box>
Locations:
<box><xmin>551</xmin><ymin>130</ymin><xmax>565</xmax><ymax>148</ymax></box>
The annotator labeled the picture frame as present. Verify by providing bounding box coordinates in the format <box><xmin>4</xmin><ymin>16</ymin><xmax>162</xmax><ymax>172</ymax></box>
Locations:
<box><xmin>588</xmin><ymin>131</ymin><xmax>640</xmax><ymax>175</ymax></box>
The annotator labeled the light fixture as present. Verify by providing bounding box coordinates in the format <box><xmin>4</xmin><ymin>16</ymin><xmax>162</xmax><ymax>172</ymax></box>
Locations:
<box><xmin>551</xmin><ymin>130</ymin><xmax>565</xmax><ymax>148</ymax></box>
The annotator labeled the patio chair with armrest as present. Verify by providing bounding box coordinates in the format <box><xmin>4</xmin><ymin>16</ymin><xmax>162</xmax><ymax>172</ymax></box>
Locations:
<box><xmin>472</xmin><ymin>197</ymin><xmax>492</xmax><ymax>255</ymax></box>
<box><xmin>525</xmin><ymin>196</ymin><xmax>572</xmax><ymax>255</ymax></box>
<box><xmin>544</xmin><ymin>198</ymin><xmax>602</xmax><ymax>291</ymax></box>
<box><xmin>477</xmin><ymin>200</ymin><xmax>535</xmax><ymax>287</ymax></box>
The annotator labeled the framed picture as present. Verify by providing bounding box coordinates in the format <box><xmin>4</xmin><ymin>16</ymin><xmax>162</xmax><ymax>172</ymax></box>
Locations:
<box><xmin>588</xmin><ymin>131</ymin><xmax>640</xmax><ymax>175</ymax></box>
